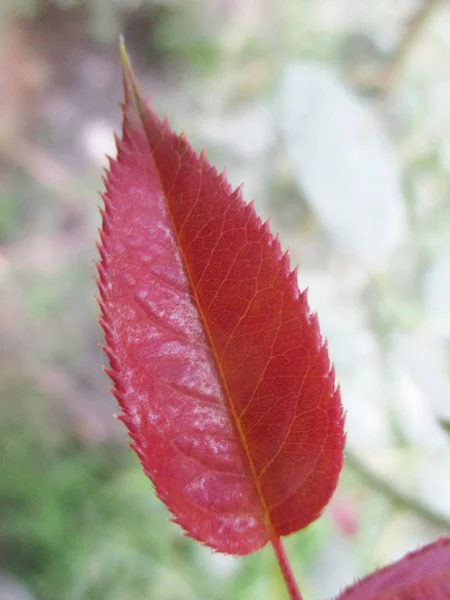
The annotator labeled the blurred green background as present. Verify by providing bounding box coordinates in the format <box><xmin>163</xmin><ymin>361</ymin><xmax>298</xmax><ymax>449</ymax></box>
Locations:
<box><xmin>1</xmin><ymin>1</ymin><xmax>450</xmax><ymax>599</ymax></box>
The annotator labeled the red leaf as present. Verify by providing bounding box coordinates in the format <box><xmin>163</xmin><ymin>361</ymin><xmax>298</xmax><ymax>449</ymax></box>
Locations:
<box><xmin>96</xmin><ymin>41</ymin><xmax>345</xmax><ymax>557</ymax></box>
<box><xmin>335</xmin><ymin>537</ymin><xmax>450</xmax><ymax>599</ymax></box>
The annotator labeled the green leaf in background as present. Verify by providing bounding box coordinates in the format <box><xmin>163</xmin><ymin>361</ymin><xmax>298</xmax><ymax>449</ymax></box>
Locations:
<box><xmin>424</xmin><ymin>250</ymin><xmax>450</xmax><ymax>339</ymax></box>
<box><xmin>278</xmin><ymin>62</ymin><xmax>407</xmax><ymax>270</ymax></box>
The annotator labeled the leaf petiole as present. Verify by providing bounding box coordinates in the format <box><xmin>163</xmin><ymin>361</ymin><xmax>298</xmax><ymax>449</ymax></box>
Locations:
<box><xmin>271</xmin><ymin>536</ymin><xmax>303</xmax><ymax>600</ymax></box>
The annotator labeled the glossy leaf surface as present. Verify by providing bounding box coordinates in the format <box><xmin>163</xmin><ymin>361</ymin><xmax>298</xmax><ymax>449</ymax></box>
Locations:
<box><xmin>336</xmin><ymin>537</ymin><xmax>450</xmax><ymax>600</ymax></box>
<box><xmin>96</xmin><ymin>43</ymin><xmax>345</xmax><ymax>556</ymax></box>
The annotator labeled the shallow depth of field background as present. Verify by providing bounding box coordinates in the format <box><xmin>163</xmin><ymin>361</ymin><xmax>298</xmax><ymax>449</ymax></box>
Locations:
<box><xmin>1</xmin><ymin>1</ymin><xmax>450</xmax><ymax>599</ymax></box>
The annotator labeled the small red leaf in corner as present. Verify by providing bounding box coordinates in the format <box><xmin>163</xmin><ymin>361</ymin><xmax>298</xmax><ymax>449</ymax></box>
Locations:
<box><xmin>96</xmin><ymin>39</ymin><xmax>345</xmax><ymax>560</ymax></box>
<box><xmin>336</xmin><ymin>537</ymin><xmax>450</xmax><ymax>599</ymax></box>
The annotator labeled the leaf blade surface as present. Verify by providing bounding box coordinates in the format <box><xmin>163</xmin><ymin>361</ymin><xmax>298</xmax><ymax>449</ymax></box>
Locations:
<box><xmin>97</xmin><ymin>46</ymin><xmax>345</xmax><ymax>555</ymax></box>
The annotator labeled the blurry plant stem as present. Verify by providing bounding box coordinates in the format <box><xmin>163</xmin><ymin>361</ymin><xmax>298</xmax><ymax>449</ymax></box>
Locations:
<box><xmin>358</xmin><ymin>0</ymin><xmax>441</xmax><ymax>94</ymax></box>
<box><xmin>1</xmin><ymin>137</ymin><xmax>90</xmax><ymax>202</ymax></box>
<box><xmin>381</xmin><ymin>0</ymin><xmax>440</xmax><ymax>92</ymax></box>
<box><xmin>346</xmin><ymin>450</ymin><xmax>450</xmax><ymax>531</ymax></box>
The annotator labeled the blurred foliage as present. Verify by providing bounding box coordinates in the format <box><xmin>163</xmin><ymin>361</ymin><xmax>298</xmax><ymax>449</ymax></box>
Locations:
<box><xmin>0</xmin><ymin>376</ymin><xmax>326</xmax><ymax>600</ymax></box>
<box><xmin>1</xmin><ymin>0</ymin><xmax>450</xmax><ymax>599</ymax></box>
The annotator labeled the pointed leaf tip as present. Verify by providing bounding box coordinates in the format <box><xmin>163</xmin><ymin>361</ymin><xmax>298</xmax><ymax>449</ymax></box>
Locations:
<box><xmin>119</xmin><ymin>35</ymin><xmax>130</xmax><ymax>73</ymax></box>
<box><xmin>118</xmin><ymin>37</ymin><xmax>140</xmax><ymax>111</ymax></box>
